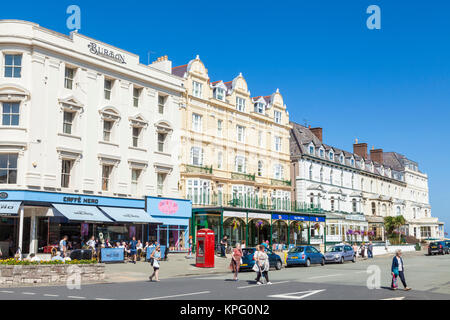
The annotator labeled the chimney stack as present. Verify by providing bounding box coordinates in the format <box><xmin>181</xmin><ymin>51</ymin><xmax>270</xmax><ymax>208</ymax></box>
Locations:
<box><xmin>370</xmin><ymin>148</ymin><xmax>384</xmax><ymax>164</ymax></box>
<box><xmin>310</xmin><ymin>127</ymin><xmax>323</xmax><ymax>142</ymax></box>
<box><xmin>353</xmin><ymin>141</ymin><xmax>368</xmax><ymax>159</ymax></box>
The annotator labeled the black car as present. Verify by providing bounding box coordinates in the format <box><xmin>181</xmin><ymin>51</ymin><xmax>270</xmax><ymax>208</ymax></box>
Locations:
<box><xmin>239</xmin><ymin>247</ymin><xmax>283</xmax><ymax>271</ymax></box>
<box><xmin>428</xmin><ymin>241</ymin><xmax>449</xmax><ymax>255</ymax></box>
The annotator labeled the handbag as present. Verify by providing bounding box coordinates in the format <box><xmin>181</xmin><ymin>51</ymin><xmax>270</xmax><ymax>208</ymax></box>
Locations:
<box><xmin>252</xmin><ymin>263</ymin><xmax>260</xmax><ymax>272</ymax></box>
<box><xmin>393</xmin><ymin>267</ymin><xmax>399</xmax><ymax>276</ymax></box>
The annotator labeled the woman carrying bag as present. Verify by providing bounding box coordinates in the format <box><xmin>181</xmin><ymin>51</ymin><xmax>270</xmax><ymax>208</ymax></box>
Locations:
<box><xmin>149</xmin><ymin>246</ymin><xmax>162</xmax><ymax>282</ymax></box>
<box><xmin>230</xmin><ymin>243</ymin><xmax>243</xmax><ymax>281</ymax></box>
<box><xmin>253</xmin><ymin>245</ymin><xmax>272</xmax><ymax>285</ymax></box>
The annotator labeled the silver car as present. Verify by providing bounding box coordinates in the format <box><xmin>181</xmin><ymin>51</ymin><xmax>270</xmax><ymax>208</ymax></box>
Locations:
<box><xmin>324</xmin><ymin>245</ymin><xmax>356</xmax><ymax>264</ymax></box>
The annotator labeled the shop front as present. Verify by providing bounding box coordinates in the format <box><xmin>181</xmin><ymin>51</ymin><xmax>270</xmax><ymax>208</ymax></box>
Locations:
<box><xmin>191</xmin><ymin>207</ymin><xmax>326</xmax><ymax>251</ymax></box>
<box><xmin>146</xmin><ymin>196</ymin><xmax>192</xmax><ymax>252</ymax></box>
<box><xmin>0</xmin><ymin>190</ymin><xmax>161</xmax><ymax>256</ymax></box>
<box><xmin>325</xmin><ymin>212</ymin><xmax>369</xmax><ymax>245</ymax></box>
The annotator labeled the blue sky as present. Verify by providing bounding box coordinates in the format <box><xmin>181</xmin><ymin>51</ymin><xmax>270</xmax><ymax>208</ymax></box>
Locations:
<box><xmin>1</xmin><ymin>0</ymin><xmax>449</xmax><ymax>233</ymax></box>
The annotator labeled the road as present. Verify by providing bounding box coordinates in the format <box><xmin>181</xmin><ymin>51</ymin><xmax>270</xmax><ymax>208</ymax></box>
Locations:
<box><xmin>0</xmin><ymin>252</ymin><xmax>449</xmax><ymax>300</ymax></box>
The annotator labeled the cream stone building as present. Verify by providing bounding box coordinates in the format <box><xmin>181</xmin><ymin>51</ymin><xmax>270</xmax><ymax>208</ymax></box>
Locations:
<box><xmin>172</xmin><ymin>56</ymin><xmax>325</xmax><ymax>247</ymax></box>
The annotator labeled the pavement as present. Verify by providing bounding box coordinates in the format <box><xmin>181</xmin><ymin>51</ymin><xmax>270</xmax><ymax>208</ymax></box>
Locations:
<box><xmin>0</xmin><ymin>250</ymin><xmax>449</xmax><ymax>300</ymax></box>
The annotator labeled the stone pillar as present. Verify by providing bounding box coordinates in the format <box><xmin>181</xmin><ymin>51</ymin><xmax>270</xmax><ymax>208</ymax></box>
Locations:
<box><xmin>18</xmin><ymin>206</ymin><xmax>24</xmax><ymax>257</ymax></box>
<box><xmin>29</xmin><ymin>214</ymin><xmax>38</xmax><ymax>254</ymax></box>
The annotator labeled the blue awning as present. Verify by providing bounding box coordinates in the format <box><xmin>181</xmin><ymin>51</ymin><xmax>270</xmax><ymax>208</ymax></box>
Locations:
<box><xmin>52</xmin><ymin>204</ymin><xmax>113</xmax><ymax>223</ymax></box>
<box><xmin>0</xmin><ymin>201</ymin><xmax>21</xmax><ymax>216</ymax></box>
<box><xmin>153</xmin><ymin>217</ymin><xmax>189</xmax><ymax>226</ymax></box>
<box><xmin>99</xmin><ymin>207</ymin><xmax>162</xmax><ymax>224</ymax></box>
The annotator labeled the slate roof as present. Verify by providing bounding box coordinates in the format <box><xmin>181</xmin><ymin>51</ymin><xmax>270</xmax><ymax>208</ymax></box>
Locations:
<box><xmin>290</xmin><ymin>121</ymin><xmax>405</xmax><ymax>182</ymax></box>
<box><xmin>171</xmin><ymin>64</ymin><xmax>188</xmax><ymax>78</ymax></box>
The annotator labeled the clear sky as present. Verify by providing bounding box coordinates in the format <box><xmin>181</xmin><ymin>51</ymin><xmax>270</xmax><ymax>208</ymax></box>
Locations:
<box><xmin>1</xmin><ymin>0</ymin><xmax>449</xmax><ymax>233</ymax></box>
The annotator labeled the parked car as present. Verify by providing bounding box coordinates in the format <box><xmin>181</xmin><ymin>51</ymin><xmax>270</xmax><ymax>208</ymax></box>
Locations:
<box><xmin>286</xmin><ymin>245</ymin><xmax>325</xmax><ymax>267</ymax></box>
<box><xmin>428</xmin><ymin>241</ymin><xmax>449</xmax><ymax>255</ymax></box>
<box><xmin>324</xmin><ymin>245</ymin><xmax>356</xmax><ymax>264</ymax></box>
<box><xmin>239</xmin><ymin>247</ymin><xmax>283</xmax><ymax>271</ymax></box>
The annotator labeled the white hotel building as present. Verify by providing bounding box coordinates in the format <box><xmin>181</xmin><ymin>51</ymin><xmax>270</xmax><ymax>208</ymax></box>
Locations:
<box><xmin>290</xmin><ymin>123</ymin><xmax>444</xmax><ymax>244</ymax></box>
<box><xmin>0</xmin><ymin>20</ymin><xmax>192</xmax><ymax>256</ymax></box>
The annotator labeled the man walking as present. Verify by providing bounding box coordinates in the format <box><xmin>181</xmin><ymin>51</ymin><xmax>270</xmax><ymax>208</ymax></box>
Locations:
<box><xmin>220</xmin><ymin>236</ymin><xmax>228</xmax><ymax>258</ymax></box>
<box><xmin>368</xmin><ymin>241</ymin><xmax>374</xmax><ymax>258</ymax></box>
<box><xmin>391</xmin><ymin>249</ymin><xmax>411</xmax><ymax>291</ymax></box>
<box><xmin>129</xmin><ymin>236</ymin><xmax>138</xmax><ymax>264</ymax></box>
<box><xmin>59</xmin><ymin>235</ymin><xmax>68</xmax><ymax>258</ymax></box>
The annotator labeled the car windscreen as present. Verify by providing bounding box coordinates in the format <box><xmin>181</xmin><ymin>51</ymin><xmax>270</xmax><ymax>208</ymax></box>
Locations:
<box><xmin>330</xmin><ymin>247</ymin><xmax>343</xmax><ymax>252</ymax></box>
<box><xmin>242</xmin><ymin>248</ymin><xmax>255</xmax><ymax>256</ymax></box>
<box><xmin>288</xmin><ymin>247</ymin><xmax>304</xmax><ymax>253</ymax></box>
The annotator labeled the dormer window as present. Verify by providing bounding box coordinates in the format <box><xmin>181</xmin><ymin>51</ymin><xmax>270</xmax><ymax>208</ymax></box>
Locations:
<box><xmin>215</xmin><ymin>88</ymin><xmax>225</xmax><ymax>101</ymax></box>
<box><xmin>319</xmin><ymin>149</ymin><xmax>324</xmax><ymax>158</ymax></box>
<box><xmin>329</xmin><ymin>152</ymin><xmax>334</xmax><ymax>161</ymax></box>
<box><xmin>340</xmin><ymin>155</ymin><xmax>344</xmax><ymax>164</ymax></box>
<box><xmin>351</xmin><ymin>158</ymin><xmax>355</xmax><ymax>166</ymax></box>
<box><xmin>309</xmin><ymin>145</ymin><xmax>315</xmax><ymax>155</ymax></box>
<box><xmin>255</xmin><ymin>102</ymin><xmax>265</xmax><ymax>114</ymax></box>
<box><xmin>274</xmin><ymin>111</ymin><xmax>282</xmax><ymax>124</ymax></box>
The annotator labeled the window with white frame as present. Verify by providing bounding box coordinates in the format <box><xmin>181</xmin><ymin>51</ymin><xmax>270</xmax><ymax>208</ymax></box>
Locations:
<box><xmin>274</xmin><ymin>164</ymin><xmax>284</xmax><ymax>180</ymax></box>
<box><xmin>63</xmin><ymin>111</ymin><xmax>75</xmax><ymax>135</ymax></box>
<box><xmin>330</xmin><ymin>170</ymin><xmax>333</xmax><ymax>185</ymax></box>
<box><xmin>329</xmin><ymin>152</ymin><xmax>334</xmax><ymax>161</ymax></box>
<box><xmin>2</xmin><ymin>102</ymin><xmax>20</xmax><ymax>126</ymax></box>
<box><xmin>258</xmin><ymin>131</ymin><xmax>263</xmax><ymax>147</ymax></box>
<box><xmin>352</xmin><ymin>199</ymin><xmax>358</xmax><ymax>213</ymax></box>
<box><xmin>0</xmin><ymin>154</ymin><xmax>18</xmax><ymax>184</ymax></box>
<box><xmin>157</xmin><ymin>132</ymin><xmax>167</xmax><ymax>152</ymax></box>
<box><xmin>187</xmin><ymin>179</ymin><xmax>211</xmax><ymax>205</ymax></box>
<box><xmin>192</xmin><ymin>113</ymin><xmax>202</xmax><ymax>132</ymax></box>
<box><xmin>158</xmin><ymin>95</ymin><xmax>166</xmax><ymax>114</ymax></box>
<box><xmin>4</xmin><ymin>54</ymin><xmax>22</xmax><ymax>78</ymax></box>
<box><xmin>309</xmin><ymin>165</ymin><xmax>313</xmax><ymax>180</ymax></box>
<box><xmin>131</xmin><ymin>168</ymin><xmax>141</xmax><ymax>195</ymax></box>
<box><xmin>102</xmin><ymin>165</ymin><xmax>113</xmax><ymax>191</ymax></box>
<box><xmin>64</xmin><ymin>67</ymin><xmax>75</xmax><ymax>89</ymax></box>
<box><xmin>192</xmin><ymin>81</ymin><xmax>202</xmax><ymax>98</ymax></box>
<box><xmin>103</xmin><ymin>120</ymin><xmax>113</xmax><ymax>142</ymax></box>
<box><xmin>217</xmin><ymin>151</ymin><xmax>223</xmax><ymax>169</ymax></box>
<box><xmin>330</xmin><ymin>197</ymin><xmax>335</xmax><ymax>212</ymax></box>
<box><xmin>319</xmin><ymin>148</ymin><xmax>324</xmax><ymax>158</ymax></box>
<box><xmin>61</xmin><ymin>159</ymin><xmax>73</xmax><ymax>188</ymax></box>
<box><xmin>104</xmin><ymin>79</ymin><xmax>113</xmax><ymax>100</ymax></box>
<box><xmin>258</xmin><ymin>160</ymin><xmax>263</xmax><ymax>177</ymax></box>
<box><xmin>254</xmin><ymin>102</ymin><xmax>264</xmax><ymax>114</ymax></box>
<box><xmin>274</xmin><ymin>136</ymin><xmax>282</xmax><ymax>152</ymax></box>
<box><xmin>217</xmin><ymin>120</ymin><xmax>223</xmax><ymax>137</ymax></box>
<box><xmin>274</xmin><ymin>110</ymin><xmax>282</xmax><ymax>124</ymax></box>
<box><xmin>133</xmin><ymin>87</ymin><xmax>141</xmax><ymax>107</ymax></box>
<box><xmin>236</xmin><ymin>97</ymin><xmax>245</xmax><ymax>112</ymax></box>
<box><xmin>236</xmin><ymin>125</ymin><xmax>245</xmax><ymax>143</ymax></box>
<box><xmin>235</xmin><ymin>156</ymin><xmax>246</xmax><ymax>173</ymax></box>
<box><xmin>309</xmin><ymin>145</ymin><xmax>315</xmax><ymax>155</ymax></box>
<box><xmin>132</xmin><ymin>127</ymin><xmax>141</xmax><ymax>147</ymax></box>
<box><xmin>215</xmin><ymin>88</ymin><xmax>225</xmax><ymax>101</ymax></box>
<box><xmin>157</xmin><ymin>173</ymin><xmax>166</xmax><ymax>195</ymax></box>
<box><xmin>190</xmin><ymin>147</ymin><xmax>203</xmax><ymax>166</ymax></box>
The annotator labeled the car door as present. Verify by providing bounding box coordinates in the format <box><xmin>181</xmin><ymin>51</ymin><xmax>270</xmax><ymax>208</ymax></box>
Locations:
<box><xmin>309</xmin><ymin>246</ymin><xmax>319</xmax><ymax>263</ymax></box>
<box><xmin>344</xmin><ymin>246</ymin><xmax>351</xmax><ymax>260</ymax></box>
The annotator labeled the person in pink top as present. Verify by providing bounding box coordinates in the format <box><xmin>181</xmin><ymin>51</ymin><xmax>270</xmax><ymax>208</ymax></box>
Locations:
<box><xmin>230</xmin><ymin>243</ymin><xmax>243</xmax><ymax>281</ymax></box>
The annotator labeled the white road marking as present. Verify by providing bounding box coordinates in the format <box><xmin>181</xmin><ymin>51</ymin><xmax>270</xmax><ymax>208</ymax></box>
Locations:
<box><xmin>381</xmin><ymin>297</ymin><xmax>405</xmax><ymax>300</ymax></box>
<box><xmin>0</xmin><ymin>290</ymin><xmax>14</xmax><ymax>294</ymax></box>
<box><xmin>237</xmin><ymin>281</ymin><xmax>291</xmax><ymax>289</ymax></box>
<box><xmin>68</xmin><ymin>296</ymin><xmax>86</xmax><ymax>299</ymax></box>
<box><xmin>140</xmin><ymin>291</ymin><xmax>211</xmax><ymax>300</ymax></box>
<box><xmin>43</xmin><ymin>294</ymin><xmax>59</xmax><ymax>297</ymax></box>
<box><xmin>308</xmin><ymin>274</ymin><xmax>343</xmax><ymax>280</ymax></box>
<box><xmin>22</xmin><ymin>292</ymin><xmax>36</xmax><ymax>295</ymax></box>
<box><xmin>96</xmin><ymin>298</ymin><xmax>114</xmax><ymax>300</ymax></box>
<box><xmin>268</xmin><ymin>289</ymin><xmax>326</xmax><ymax>300</ymax></box>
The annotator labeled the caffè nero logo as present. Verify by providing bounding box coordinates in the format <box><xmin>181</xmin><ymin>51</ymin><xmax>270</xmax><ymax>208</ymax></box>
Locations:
<box><xmin>88</xmin><ymin>42</ymin><xmax>126</xmax><ymax>64</ymax></box>
<box><xmin>0</xmin><ymin>192</ymin><xmax>8</xmax><ymax>200</ymax></box>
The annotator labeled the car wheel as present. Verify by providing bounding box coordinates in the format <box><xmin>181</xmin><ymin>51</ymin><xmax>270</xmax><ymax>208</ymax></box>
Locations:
<box><xmin>305</xmin><ymin>259</ymin><xmax>311</xmax><ymax>267</ymax></box>
<box><xmin>321</xmin><ymin>258</ymin><xmax>325</xmax><ymax>266</ymax></box>
<box><xmin>340</xmin><ymin>257</ymin><xmax>345</xmax><ymax>264</ymax></box>
<box><xmin>275</xmin><ymin>260</ymin><xmax>282</xmax><ymax>270</ymax></box>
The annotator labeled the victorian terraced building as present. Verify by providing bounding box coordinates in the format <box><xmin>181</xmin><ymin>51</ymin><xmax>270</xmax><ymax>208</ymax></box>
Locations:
<box><xmin>290</xmin><ymin>122</ymin><xmax>444</xmax><ymax>244</ymax></box>
<box><xmin>173</xmin><ymin>56</ymin><xmax>325</xmax><ymax>248</ymax></box>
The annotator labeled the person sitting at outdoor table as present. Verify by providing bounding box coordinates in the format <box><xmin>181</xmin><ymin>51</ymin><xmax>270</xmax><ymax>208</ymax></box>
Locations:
<box><xmin>136</xmin><ymin>240</ymin><xmax>143</xmax><ymax>260</ymax></box>
<box><xmin>27</xmin><ymin>253</ymin><xmax>41</xmax><ymax>262</ymax></box>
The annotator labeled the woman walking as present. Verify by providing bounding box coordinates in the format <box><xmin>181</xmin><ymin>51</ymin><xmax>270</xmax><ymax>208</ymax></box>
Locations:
<box><xmin>149</xmin><ymin>246</ymin><xmax>162</xmax><ymax>282</ymax></box>
<box><xmin>253</xmin><ymin>245</ymin><xmax>272</xmax><ymax>285</ymax></box>
<box><xmin>391</xmin><ymin>249</ymin><xmax>411</xmax><ymax>291</ymax></box>
<box><xmin>230</xmin><ymin>243</ymin><xmax>243</xmax><ymax>281</ymax></box>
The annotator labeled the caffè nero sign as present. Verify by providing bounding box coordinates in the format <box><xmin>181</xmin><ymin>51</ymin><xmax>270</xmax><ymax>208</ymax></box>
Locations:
<box><xmin>88</xmin><ymin>42</ymin><xmax>126</xmax><ymax>64</ymax></box>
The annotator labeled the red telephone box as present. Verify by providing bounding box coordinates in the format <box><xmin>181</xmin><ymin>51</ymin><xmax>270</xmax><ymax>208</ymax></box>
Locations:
<box><xmin>196</xmin><ymin>229</ymin><xmax>215</xmax><ymax>268</ymax></box>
